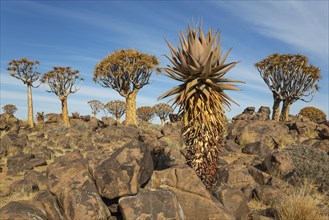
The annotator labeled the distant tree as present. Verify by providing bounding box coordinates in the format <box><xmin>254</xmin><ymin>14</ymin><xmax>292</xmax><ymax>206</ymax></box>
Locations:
<box><xmin>2</xmin><ymin>104</ymin><xmax>17</xmax><ymax>115</ymax></box>
<box><xmin>36</xmin><ymin>112</ymin><xmax>45</xmax><ymax>123</ymax></box>
<box><xmin>154</xmin><ymin>103</ymin><xmax>173</xmax><ymax>126</ymax></box>
<box><xmin>87</xmin><ymin>100</ymin><xmax>103</xmax><ymax>118</ymax></box>
<box><xmin>137</xmin><ymin>106</ymin><xmax>155</xmax><ymax>122</ymax></box>
<box><xmin>255</xmin><ymin>54</ymin><xmax>320</xmax><ymax>121</ymax></box>
<box><xmin>41</xmin><ymin>67</ymin><xmax>83</xmax><ymax>126</ymax></box>
<box><xmin>93</xmin><ymin>49</ymin><xmax>159</xmax><ymax>125</ymax></box>
<box><xmin>104</xmin><ymin>100</ymin><xmax>126</xmax><ymax>124</ymax></box>
<box><xmin>7</xmin><ymin>58</ymin><xmax>40</xmax><ymax>127</ymax></box>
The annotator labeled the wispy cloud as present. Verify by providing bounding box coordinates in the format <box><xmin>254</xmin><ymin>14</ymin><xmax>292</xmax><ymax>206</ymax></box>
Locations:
<box><xmin>217</xmin><ymin>1</ymin><xmax>328</xmax><ymax>60</ymax></box>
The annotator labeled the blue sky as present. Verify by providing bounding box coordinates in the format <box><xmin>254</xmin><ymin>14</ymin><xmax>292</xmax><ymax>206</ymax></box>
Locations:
<box><xmin>1</xmin><ymin>0</ymin><xmax>328</xmax><ymax>123</ymax></box>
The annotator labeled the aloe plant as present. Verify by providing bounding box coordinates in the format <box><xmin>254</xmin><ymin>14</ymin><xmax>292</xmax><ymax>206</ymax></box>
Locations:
<box><xmin>158</xmin><ymin>25</ymin><xmax>242</xmax><ymax>190</ymax></box>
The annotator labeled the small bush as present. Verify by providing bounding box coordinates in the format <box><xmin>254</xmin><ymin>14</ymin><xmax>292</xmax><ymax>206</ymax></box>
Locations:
<box><xmin>299</xmin><ymin>107</ymin><xmax>327</xmax><ymax>123</ymax></box>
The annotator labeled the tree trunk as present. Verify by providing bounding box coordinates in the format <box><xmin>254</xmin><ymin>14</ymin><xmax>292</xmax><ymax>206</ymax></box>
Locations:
<box><xmin>116</xmin><ymin>117</ymin><xmax>120</xmax><ymax>124</ymax></box>
<box><xmin>27</xmin><ymin>84</ymin><xmax>35</xmax><ymax>128</ymax></box>
<box><xmin>125</xmin><ymin>89</ymin><xmax>138</xmax><ymax>125</ymax></box>
<box><xmin>272</xmin><ymin>95</ymin><xmax>281</xmax><ymax>121</ymax></box>
<box><xmin>160</xmin><ymin>118</ymin><xmax>165</xmax><ymax>126</ymax></box>
<box><xmin>61</xmin><ymin>97</ymin><xmax>70</xmax><ymax>127</ymax></box>
<box><xmin>92</xmin><ymin>113</ymin><xmax>96</xmax><ymax>118</ymax></box>
<box><xmin>281</xmin><ymin>101</ymin><xmax>291</xmax><ymax>122</ymax></box>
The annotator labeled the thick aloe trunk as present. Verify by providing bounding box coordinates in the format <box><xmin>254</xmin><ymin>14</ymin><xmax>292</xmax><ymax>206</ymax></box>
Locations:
<box><xmin>27</xmin><ymin>84</ymin><xmax>35</xmax><ymax>128</ymax></box>
<box><xmin>272</xmin><ymin>94</ymin><xmax>281</xmax><ymax>121</ymax></box>
<box><xmin>61</xmin><ymin>97</ymin><xmax>70</xmax><ymax>127</ymax></box>
<box><xmin>281</xmin><ymin>101</ymin><xmax>291</xmax><ymax>122</ymax></box>
<box><xmin>125</xmin><ymin>89</ymin><xmax>138</xmax><ymax>125</ymax></box>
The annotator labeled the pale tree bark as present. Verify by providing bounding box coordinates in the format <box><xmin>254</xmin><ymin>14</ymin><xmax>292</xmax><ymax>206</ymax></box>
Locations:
<box><xmin>125</xmin><ymin>89</ymin><xmax>138</xmax><ymax>125</ymax></box>
<box><xmin>116</xmin><ymin>117</ymin><xmax>120</xmax><ymax>124</ymax></box>
<box><xmin>281</xmin><ymin>101</ymin><xmax>291</xmax><ymax>122</ymax></box>
<box><xmin>61</xmin><ymin>97</ymin><xmax>70</xmax><ymax>127</ymax></box>
<box><xmin>272</xmin><ymin>95</ymin><xmax>281</xmax><ymax>121</ymax></box>
<box><xmin>27</xmin><ymin>84</ymin><xmax>35</xmax><ymax>128</ymax></box>
<box><xmin>160</xmin><ymin>118</ymin><xmax>165</xmax><ymax>126</ymax></box>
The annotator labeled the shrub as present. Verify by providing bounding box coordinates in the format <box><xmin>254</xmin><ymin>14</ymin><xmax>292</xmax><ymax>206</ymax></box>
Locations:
<box><xmin>299</xmin><ymin>107</ymin><xmax>327</xmax><ymax>123</ymax></box>
<box><xmin>71</xmin><ymin>112</ymin><xmax>80</xmax><ymax>119</ymax></box>
<box><xmin>2</xmin><ymin>104</ymin><xmax>17</xmax><ymax>115</ymax></box>
<box><xmin>137</xmin><ymin>106</ymin><xmax>154</xmax><ymax>122</ymax></box>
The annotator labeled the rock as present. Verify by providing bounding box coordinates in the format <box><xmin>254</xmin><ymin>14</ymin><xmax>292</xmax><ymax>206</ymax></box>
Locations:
<box><xmin>292</xmin><ymin>121</ymin><xmax>318</xmax><ymax>136</ymax></box>
<box><xmin>267</xmin><ymin>151</ymin><xmax>295</xmax><ymax>176</ymax></box>
<box><xmin>0</xmin><ymin>113</ymin><xmax>20</xmax><ymax>132</ymax></box>
<box><xmin>225</xmin><ymin>139</ymin><xmax>241</xmax><ymax>152</ymax></box>
<box><xmin>218</xmin><ymin>163</ymin><xmax>258</xmax><ymax>188</ymax></box>
<box><xmin>9</xmin><ymin>179</ymin><xmax>39</xmax><ymax>194</ymax></box>
<box><xmin>160</xmin><ymin>122</ymin><xmax>183</xmax><ymax>148</ymax></box>
<box><xmin>101</xmin><ymin>116</ymin><xmax>116</xmax><ymax>126</ymax></box>
<box><xmin>242</xmin><ymin>107</ymin><xmax>255</xmax><ymax>114</ymax></box>
<box><xmin>94</xmin><ymin>141</ymin><xmax>154</xmax><ymax>199</ymax></box>
<box><xmin>317</xmin><ymin>124</ymin><xmax>329</xmax><ymax>139</ymax></box>
<box><xmin>0</xmin><ymin>200</ymin><xmax>48</xmax><ymax>220</ymax></box>
<box><xmin>254</xmin><ymin>186</ymin><xmax>281</xmax><ymax>205</ymax></box>
<box><xmin>248</xmin><ymin>166</ymin><xmax>271</xmax><ymax>185</ymax></box>
<box><xmin>241</xmin><ymin>185</ymin><xmax>254</xmax><ymax>202</ymax></box>
<box><xmin>119</xmin><ymin>189</ymin><xmax>184</xmax><ymax>220</ymax></box>
<box><xmin>242</xmin><ymin>142</ymin><xmax>271</xmax><ymax>158</ymax></box>
<box><xmin>46</xmin><ymin>150</ymin><xmax>110</xmax><ymax>219</ymax></box>
<box><xmin>7</xmin><ymin>153</ymin><xmax>45</xmax><ymax>175</ymax></box>
<box><xmin>214</xmin><ymin>185</ymin><xmax>250</xmax><ymax>220</ymax></box>
<box><xmin>312</xmin><ymin>139</ymin><xmax>329</xmax><ymax>153</ymax></box>
<box><xmin>146</xmin><ymin>165</ymin><xmax>235</xmax><ymax>220</ymax></box>
<box><xmin>34</xmin><ymin>190</ymin><xmax>64</xmax><ymax>220</ymax></box>
<box><xmin>24</xmin><ymin>170</ymin><xmax>48</xmax><ymax>191</ymax></box>
<box><xmin>1</xmin><ymin>132</ymin><xmax>27</xmax><ymax>157</ymax></box>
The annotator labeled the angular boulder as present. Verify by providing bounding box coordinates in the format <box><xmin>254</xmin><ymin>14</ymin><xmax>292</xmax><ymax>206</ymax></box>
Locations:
<box><xmin>214</xmin><ymin>186</ymin><xmax>250</xmax><ymax>220</ymax></box>
<box><xmin>119</xmin><ymin>189</ymin><xmax>184</xmax><ymax>220</ymax></box>
<box><xmin>94</xmin><ymin>141</ymin><xmax>154</xmax><ymax>199</ymax></box>
<box><xmin>7</xmin><ymin>153</ymin><xmax>46</xmax><ymax>175</ymax></box>
<box><xmin>146</xmin><ymin>165</ymin><xmax>235</xmax><ymax>220</ymax></box>
<box><xmin>34</xmin><ymin>190</ymin><xmax>64</xmax><ymax>220</ymax></box>
<box><xmin>46</xmin><ymin>150</ymin><xmax>110</xmax><ymax>220</ymax></box>
<box><xmin>0</xmin><ymin>200</ymin><xmax>48</xmax><ymax>220</ymax></box>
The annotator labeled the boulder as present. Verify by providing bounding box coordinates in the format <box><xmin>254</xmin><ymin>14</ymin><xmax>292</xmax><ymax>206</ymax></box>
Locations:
<box><xmin>242</xmin><ymin>142</ymin><xmax>271</xmax><ymax>158</ymax></box>
<box><xmin>146</xmin><ymin>165</ymin><xmax>235</xmax><ymax>220</ymax></box>
<box><xmin>9</xmin><ymin>179</ymin><xmax>39</xmax><ymax>194</ymax></box>
<box><xmin>243</xmin><ymin>107</ymin><xmax>255</xmax><ymax>115</ymax></box>
<box><xmin>94</xmin><ymin>141</ymin><xmax>153</xmax><ymax>199</ymax></box>
<box><xmin>218</xmin><ymin>163</ymin><xmax>258</xmax><ymax>188</ymax></box>
<box><xmin>254</xmin><ymin>186</ymin><xmax>282</xmax><ymax>205</ymax></box>
<box><xmin>1</xmin><ymin>132</ymin><xmax>27</xmax><ymax>157</ymax></box>
<box><xmin>265</xmin><ymin>151</ymin><xmax>295</xmax><ymax>176</ymax></box>
<box><xmin>312</xmin><ymin>139</ymin><xmax>329</xmax><ymax>153</ymax></box>
<box><xmin>317</xmin><ymin>124</ymin><xmax>329</xmax><ymax>139</ymax></box>
<box><xmin>225</xmin><ymin>139</ymin><xmax>241</xmax><ymax>153</ymax></box>
<box><xmin>34</xmin><ymin>190</ymin><xmax>64</xmax><ymax>220</ymax></box>
<box><xmin>46</xmin><ymin>150</ymin><xmax>110</xmax><ymax>219</ymax></box>
<box><xmin>24</xmin><ymin>170</ymin><xmax>48</xmax><ymax>191</ymax></box>
<box><xmin>214</xmin><ymin>185</ymin><xmax>250</xmax><ymax>220</ymax></box>
<box><xmin>7</xmin><ymin>153</ymin><xmax>46</xmax><ymax>175</ymax></box>
<box><xmin>119</xmin><ymin>189</ymin><xmax>184</xmax><ymax>220</ymax></box>
<box><xmin>0</xmin><ymin>200</ymin><xmax>48</xmax><ymax>220</ymax></box>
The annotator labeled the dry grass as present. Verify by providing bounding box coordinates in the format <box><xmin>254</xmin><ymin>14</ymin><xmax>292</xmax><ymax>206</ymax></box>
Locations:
<box><xmin>275</xmin><ymin>180</ymin><xmax>329</xmax><ymax>220</ymax></box>
<box><xmin>277</xmin><ymin>135</ymin><xmax>295</xmax><ymax>148</ymax></box>
<box><xmin>248</xmin><ymin>198</ymin><xmax>270</xmax><ymax>212</ymax></box>
<box><xmin>238</xmin><ymin>130</ymin><xmax>257</xmax><ymax>146</ymax></box>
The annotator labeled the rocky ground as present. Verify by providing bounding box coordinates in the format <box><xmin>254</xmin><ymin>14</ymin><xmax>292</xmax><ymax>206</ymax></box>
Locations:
<box><xmin>0</xmin><ymin>108</ymin><xmax>328</xmax><ymax>220</ymax></box>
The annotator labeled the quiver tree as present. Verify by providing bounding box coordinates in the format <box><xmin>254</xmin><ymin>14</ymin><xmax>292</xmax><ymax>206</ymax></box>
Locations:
<box><xmin>136</xmin><ymin>106</ymin><xmax>155</xmax><ymax>122</ymax></box>
<box><xmin>93</xmin><ymin>49</ymin><xmax>159</xmax><ymax>125</ymax></box>
<box><xmin>154</xmin><ymin>103</ymin><xmax>173</xmax><ymax>125</ymax></box>
<box><xmin>255</xmin><ymin>54</ymin><xmax>320</xmax><ymax>121</ymax></box>
<box><xmin>2</xmin><ymin>104</ymin><xmax>17</xmax><ymax>115</ymax></box>
<box><xmin>87</xmin><ymin>100</ymin><xmax>104</xmax><ymax>118</ymax></box>
<box><xmin>104</xmin><ymin>100</ymin><xmax>126</xmax><ymax>124</ymax></box>
<box><xmin>7</xmin><ymin>58</ymin><xmax>40</xmax><ymax>128</ymax></box>
<box><xmin>158</xmin><ymin>25</ymin><xmax>242</xmax><ymax>190</ymax></box>
<box><xmin>41</xmin><ymin>67</ymin><xmax>83</xmax><ymax>126</ymax></box>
